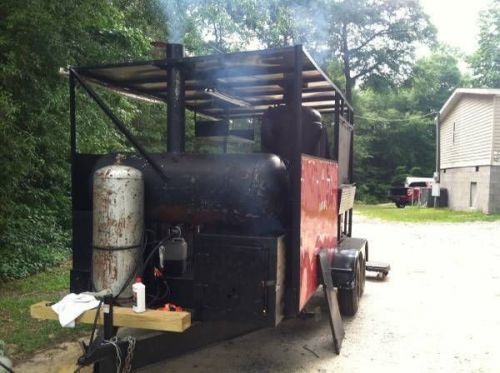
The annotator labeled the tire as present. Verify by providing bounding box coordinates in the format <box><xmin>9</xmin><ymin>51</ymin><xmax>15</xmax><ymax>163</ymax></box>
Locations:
<box><xmin>396</xmin><ymin>202</ymin><xmax>405</xmax><ymax>208</ymax></box>
<box><xmin>338</xmin><ymin>257</ymin><xmax>364</xmax><ymax>317</ymax></box>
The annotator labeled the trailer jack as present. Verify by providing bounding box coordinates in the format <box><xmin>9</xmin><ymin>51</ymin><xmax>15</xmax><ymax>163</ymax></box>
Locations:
<box><xmin>77</xmin><ymin>293</ymin><xmax>136</xmax><ymax>373</ymax></box>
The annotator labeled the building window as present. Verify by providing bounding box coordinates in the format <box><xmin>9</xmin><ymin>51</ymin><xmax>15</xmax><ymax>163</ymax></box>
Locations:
<box><xmin>443</xmin><ymin>169</ymin><xmax>446</xmax><ymax>173</ymax></box>
<box><xmin>452</xmin><ymin>122</ymin><xmax>456</xmax><ymax>144</ymax></box>
<box><xmin>475</xmin><ymin>166</ymin><xmax>480</xmax><ymax>172</ymax></box>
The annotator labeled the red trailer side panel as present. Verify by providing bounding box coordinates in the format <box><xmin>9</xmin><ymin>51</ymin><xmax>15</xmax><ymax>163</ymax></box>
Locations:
<box><xmin>299</xmin><ymin>155</ymin><xmax>338</xmax><ymax>310</ymax></box>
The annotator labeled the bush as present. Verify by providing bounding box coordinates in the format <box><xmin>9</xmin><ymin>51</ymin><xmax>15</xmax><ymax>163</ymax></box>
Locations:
<box><xmin>0</xmin><ymin>205</ymin><xmax>70</xmax><ymax>280</ymax></box>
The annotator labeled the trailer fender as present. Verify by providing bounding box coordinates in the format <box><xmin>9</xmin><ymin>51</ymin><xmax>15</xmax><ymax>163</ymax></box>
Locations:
<box><xmin>331</xmin><ymin>237</ymin><xmax>367</xmax><ymax>290</ymax></box>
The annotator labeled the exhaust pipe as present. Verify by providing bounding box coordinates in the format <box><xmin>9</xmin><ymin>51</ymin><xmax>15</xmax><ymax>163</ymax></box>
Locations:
<box><xmin>166</xmin><ymin>43</ymin><xmax>185</xmax><ymax>153</ymax></box>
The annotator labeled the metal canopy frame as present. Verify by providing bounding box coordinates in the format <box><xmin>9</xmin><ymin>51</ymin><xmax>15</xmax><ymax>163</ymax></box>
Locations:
<box><xmin>72</xmin><ymin>46</ymin><xmax>353</xmax><ymax>121</ymax></box>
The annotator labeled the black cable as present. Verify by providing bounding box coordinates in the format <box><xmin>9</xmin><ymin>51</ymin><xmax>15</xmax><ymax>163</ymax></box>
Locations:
<box><xmin>88</xmin><ymin>300</ymin><xmax>103</xmax><ymax>346</ymax></box>
<box><xmin>146</xmin><ymin>274</ymin><xmax>171</xmax><ymax>308</ymax></box>
<box><xmin>140</xmin><ymin>236</ymin><xmax>171</xmax><ymax>277</ymax></box>
<box><xmin>84</xmin><ymin>230</ymin><xmax>149</xmax><ymax>356</ymax></box>
<box><xmin>114</xmin><ymin>229</ymin><xmax>173</xmax><ymax>300</ymax></box>
<box><xmin>114</xmin><ymin>230</ymin><xmax>151</xmax><ymax>300</ymax></box>
<box><xmin>84</xmin><ymin>228</ymin><xmax>175</xmax><ymax>360</ymax></box>
<box><xmin>0</xmin><ymin>360</ymin><xmax>14</xmax><ymax>373</ymax></box>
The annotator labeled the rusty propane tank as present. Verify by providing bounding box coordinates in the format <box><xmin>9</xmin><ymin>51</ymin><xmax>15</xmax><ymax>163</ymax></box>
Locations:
<box><xmin>92</xmin><ymin>163</ymin><xmax>144</xmax><ymax>301</ymax></box>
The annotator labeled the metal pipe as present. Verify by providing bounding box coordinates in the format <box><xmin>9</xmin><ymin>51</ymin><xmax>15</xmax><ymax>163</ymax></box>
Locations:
<box><xmin>70</xmin><ymin>73</ymin><xmax>76</xmax><ymax>160</ymax></box>
<box><xmin>348</xmin><ymin>209</ymin><xmax>353</xmax><ymax>237</ymax></box>
<box><xmin>71</xmin><ymin>69</ymin><xmax>169</xmax><ymax>184</ymax></box>
<box><xmin>348</xmin><ymin>108</ymin><xmax>354</xmax><ymax>183</ymax></box>
<box><xmin>334</xmin><ymin>95</ymin><xmax>340</xmax><ymax>161</ymax></box>
<box><xmin>69</xmin><ymin>72</ymin><xmax>79</xmax><ymax>285</ymax></box>
<box><xmin>434</xmin><ymin>113</ymin><xmax>441</xmax><ymax>208</ymax></box>
<box><xmin>166</xmin><ymin>43</ymin><xmax>185</xmax><ymax>153</ymax></box>
<box><xmin>69</xmin><ymin>72</ymin><xmax>77</xmax><ymax>202</ymax></box>
<box><xmin>435</xmin><ymin>113</ymin><xmax>441</xmax><ymax>183</ymax></box>
<box><xmin>288</xmin><ymin>45</ymin><xmax>304</xmax><ymax>314</ymax></box>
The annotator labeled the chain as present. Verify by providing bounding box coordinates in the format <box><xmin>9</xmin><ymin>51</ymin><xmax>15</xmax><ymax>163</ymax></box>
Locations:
<box><xmin>81</xmin><ymin>335</ymin><xmax>135</xmax><ymax>373</ymax></box>
<box><xmin>123</xmin><ymin>336</ymin><xmax>136</xmax><ymax>373</ymax></box>
<box><xmin>103</xmin><ymin>336</ymin><xmax>122</xmax><ymax>373</ymax></box>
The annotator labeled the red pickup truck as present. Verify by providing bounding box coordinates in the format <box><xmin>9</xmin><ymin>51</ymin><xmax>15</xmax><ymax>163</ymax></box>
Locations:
<box><xmin>388</xmin><ymin>179</ymin><xmax>432</xmax><ymax>208</ymax></box>
<box><xmin>388</xmin><ymin>187</ymin><xmax>420</xmax><ymax>208</ymax></box>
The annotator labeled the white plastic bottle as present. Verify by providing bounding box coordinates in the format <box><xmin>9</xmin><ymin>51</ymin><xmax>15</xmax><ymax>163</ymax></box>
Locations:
<box><xmin>132</xmin><ymin>276</ymin><xmax>146</xmax><ymax>313</ymax></box>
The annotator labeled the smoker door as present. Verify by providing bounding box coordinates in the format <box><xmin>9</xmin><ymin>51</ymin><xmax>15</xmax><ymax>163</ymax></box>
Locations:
<box><xmin>194</xmin><ymin>234</ymin><xmax>285</xmax><ymax>327</ymax></box>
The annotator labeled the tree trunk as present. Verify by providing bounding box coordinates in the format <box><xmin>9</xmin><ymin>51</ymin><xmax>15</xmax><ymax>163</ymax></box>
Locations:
<box><xmin>341</xmin><ymin>23</ymin><xmax>353</xmax><ymax>103</ymax></box>
<box><xmin>345</xmin><ymin>72</ymin><xmax>353</xmax><ymax>103</ymax></box>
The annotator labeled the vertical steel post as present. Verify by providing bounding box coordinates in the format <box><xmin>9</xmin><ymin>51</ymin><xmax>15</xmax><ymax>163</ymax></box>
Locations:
<box><xmin>334</xmin><ymin>94</ymin><xmax>340</xmax><ymax>161</ymax></box>
<box><xmin>103</xmin><ymin>295</ymin><xmax>115</xmax><ymax>340</ymax></box>
<box><xmin>334</xmin><ymin>95</ymin><xmax>341</xmax><ymax>241</ymax></box>
<box><xmin>288</xmin><ymin>45</ymin><xmax>304</xmax><ymax>314</ymax></box>
<box><xmin>435</xmin><ymin>113</ymin><xmax>440</xmax><ymax>183</ymax></box>
<box><xmin>434</xmin><ymin>113</ymin><xmax>441</xmax><ymax>208</ymax></box>
<box><xmin>69</xmin><ymin>72</ymin><xmax>78</xmax><ymax>282</ymax></box>
<box><xmin>166</xmin><ymin>43</ymin><xmax>185</xmax><ymax>153</ymax></box>
<box><xmin>348</xmin><ymin>107</ymin><xmax>354</xmax><ymax>237</ymax></box>
<box><xmin>348</xmin><ymin>108</ymin><xmax>354</xmax><ymax>183</ymax></box>
<box><xmin>70</xmin><ymin>72</ymin><xmax>76</xmax><ymax>162</ymax></box>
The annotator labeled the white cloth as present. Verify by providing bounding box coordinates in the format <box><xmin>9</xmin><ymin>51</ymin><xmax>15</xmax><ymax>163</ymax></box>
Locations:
<box><xmin>51</xmin><ymin>293</ymin><xmax>100</xmax><ymax>328</ymax></box>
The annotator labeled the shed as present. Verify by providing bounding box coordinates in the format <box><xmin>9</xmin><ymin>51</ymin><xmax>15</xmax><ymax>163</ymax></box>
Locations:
<box><xmin>438</xmin><ymin>88</ymin><xmax>500</xmax><ymax>214</ymax></box>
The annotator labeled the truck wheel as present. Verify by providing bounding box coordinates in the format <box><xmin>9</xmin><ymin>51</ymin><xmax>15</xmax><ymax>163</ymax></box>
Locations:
<box><xmin>338</xmin><ymin>257</ymin><xmax>363</xmax><ymax>317</ymax></box>
<box><xmin>396</xmin><ymin>203</ymin><xmax>405</xmax><ymax>208</ymax></box>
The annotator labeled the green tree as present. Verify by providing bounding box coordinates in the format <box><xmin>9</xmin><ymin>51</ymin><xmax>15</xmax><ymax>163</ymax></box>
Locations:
<box><xmin>469</xmin><ymin>0</ymin><xmax>500</xmax><ymax>87</ymax></box>
<box><xmin>242</xmin><ymin>0</ymin><xmax>315</xmax><ymax>48</ymax></box>
<box><xmin>353</xmin><ymin>49</ymin><xmax>464</xmax><ymax>202</ymax></box>
<box><xmin>406</xmin><ymin>47</ymin><xmax>463</xmax><ymax>113</ymax></box>
<box><xmin>0</xmin><ymin>0</ymin><xmax>167</xmax><ymax>279</ymax></box>
<box><xmin>326</xmin><ymin>0</ymin><xmax>436</xmax><ymax>101</ymax></box>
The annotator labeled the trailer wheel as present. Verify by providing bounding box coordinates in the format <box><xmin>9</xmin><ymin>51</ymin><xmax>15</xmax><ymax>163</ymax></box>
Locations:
<box><xmin>338</xmin><ymin>257</ymin><xmax>363</xmax><ymax>317</ymax></box>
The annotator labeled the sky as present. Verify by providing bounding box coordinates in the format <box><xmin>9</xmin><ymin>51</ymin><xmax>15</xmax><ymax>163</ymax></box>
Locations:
<box><xmin>420</xmin><ymin>0</ymin><xmax>491</xmax><ymax>55</ymax></box>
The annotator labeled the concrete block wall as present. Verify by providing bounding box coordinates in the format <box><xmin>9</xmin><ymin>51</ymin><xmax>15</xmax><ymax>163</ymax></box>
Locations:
<box><xmin>440</xmin><ymin>166</ymin><xmax>492</xmax><ymax>213</ymax></box>
<box><xmin>489</xmin><ymin>166</ymin><xmax>500</xmax><ymax>214</ymax></box>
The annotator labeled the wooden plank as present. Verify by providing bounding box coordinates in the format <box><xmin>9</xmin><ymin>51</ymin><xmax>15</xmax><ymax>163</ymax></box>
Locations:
<box><xmin>30</xmin><ymin>301</ymin><xmax>191</xmax><ymax>333</ymax></box>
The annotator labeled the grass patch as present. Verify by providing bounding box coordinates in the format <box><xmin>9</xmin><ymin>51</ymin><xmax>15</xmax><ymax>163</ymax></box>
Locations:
<box><xmin>356</xmin><ymin>203</ymin><xmax>500</xmax><ymax>223</ymax></box>
<box><xmin>0</xmin><ymin>261</ymin><xmax>91</xmax><ymax>360</ymax></box>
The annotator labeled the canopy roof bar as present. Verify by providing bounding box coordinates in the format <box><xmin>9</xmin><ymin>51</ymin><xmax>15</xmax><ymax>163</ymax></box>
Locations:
<box><xmin>73</xmin><ymin>46</ymin><xmax>352</xmax><ymax>121</ymax></box>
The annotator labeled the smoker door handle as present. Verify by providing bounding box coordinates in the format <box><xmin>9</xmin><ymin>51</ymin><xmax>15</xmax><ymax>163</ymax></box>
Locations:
<box><xmin>261</xmin><ymin>280</ymin><xmax>276</xmax><ymax>315</ymax></box>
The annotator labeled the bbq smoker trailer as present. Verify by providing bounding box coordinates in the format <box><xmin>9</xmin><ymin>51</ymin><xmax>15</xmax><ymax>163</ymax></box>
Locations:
<box><xmin>31</xmin><ymin>44</ymin><xmax>390</xmax><ymax>371</ymax></box>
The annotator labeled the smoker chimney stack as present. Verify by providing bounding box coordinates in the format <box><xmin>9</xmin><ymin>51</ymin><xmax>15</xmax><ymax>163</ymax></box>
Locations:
<box><xmin>166</xmin><ymin>43</ymin><xmax>185</xmax><ymax>153</ymax></box>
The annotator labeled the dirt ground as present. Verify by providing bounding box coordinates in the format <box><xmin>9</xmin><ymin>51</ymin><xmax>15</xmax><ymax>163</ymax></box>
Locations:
<box><xmin>16</xmin><ymin>216</ymin><xmax>500</xmax><ymax>373</ymax></box>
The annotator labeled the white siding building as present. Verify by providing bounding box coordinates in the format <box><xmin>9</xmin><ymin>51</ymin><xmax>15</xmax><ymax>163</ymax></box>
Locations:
<box><xmin>438</xmin><ymin>88</ymin><xmax>500</xmax><ymax>214</ymax></box>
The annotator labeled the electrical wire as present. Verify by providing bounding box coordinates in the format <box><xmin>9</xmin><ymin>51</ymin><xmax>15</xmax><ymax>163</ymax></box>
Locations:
<box><xmin>355</xmin><ymin>111</ymin><xmax>438</xmax><ymax>122</ymax></box>
<box><xmin>88</xmin><ymin>300</ymin><xmax>103</xmax><ymax>346</ymax></box>
<box><xmin>102</xmin><ymin>337</ymin><xmax>122</xmax><ymax>373</ymax></box>
<box><xmin>0</xmin><ymin>360</ymin><xmax>14</xmax><ymax>373</ymax></box>
<box><xmin>114</xmin><ymin>230</ymin><xmax>151</xmax><ymax>299</ymax></box>
<box><xmin>83</xmin><ymin>230</ymin><xmax>151</xmax><ymax>363</ymax></box>
<box><xmin>82</xmin><ymin>227</ymin><xmax>177</xmax><ymax>367</ymax></box>
<box><xmin>140</xmin><ymin>236</ymin><xmax>171</xmax><ymax>276</ymax></box>
<box><xmin>146</xmin><ymin>271</ymin><xmax>171</xmax><ymax>308</ymax></box>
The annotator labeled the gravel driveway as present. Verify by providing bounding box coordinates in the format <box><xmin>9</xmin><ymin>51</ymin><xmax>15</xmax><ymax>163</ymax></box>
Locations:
<box><xmin>16</xmin><ymin>216</ymin><xmax>500</xmax><ymax>372</ymax></box>
<box><xmin>143</xmin><ymin>216</ymin><xmax>500</xmax><ymax>373</ymax></box>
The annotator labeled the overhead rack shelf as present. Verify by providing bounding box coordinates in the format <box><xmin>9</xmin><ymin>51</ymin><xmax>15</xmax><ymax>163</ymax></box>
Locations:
<box><xmin>73</xmin><ymin>46</ymin><xmax>352</xmax><ymax>121</ymax></box>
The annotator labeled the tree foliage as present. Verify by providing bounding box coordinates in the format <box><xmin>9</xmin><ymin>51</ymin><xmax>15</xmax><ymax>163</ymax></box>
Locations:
<box><xmin>0</xmin><ymin>0</ymin><xmax>167</xmax><ymax>279</ymax></box>
<box><xmin>326</xmin><ymin>0</ymin><xmax>436</xmax><ymax>101</ymax></box>
<box><xmin>469</xmin><ymin>0</ymin><xmax>500</xmax><ymax>88</ymax></box>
